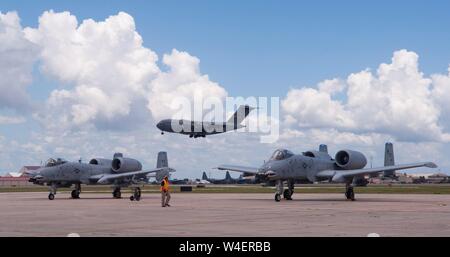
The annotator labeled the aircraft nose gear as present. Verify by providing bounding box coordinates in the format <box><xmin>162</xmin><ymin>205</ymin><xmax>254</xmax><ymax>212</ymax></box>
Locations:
<box><xmin>274</xmin><ymin>180</ymin><xmax>283</xmax><ymax>202</ymax></box>
<box><xmin>113</xmin><ymin>188</ymin><xmax>122</xmax><ymax>199</ymax></box>
<box><xmin>345</xmin><ymin>184</ymin><xmax>355</xmax><ymax>201</ymax></box>
<box><xmin>275</xmin><ymin>193</ymin><xmax>281</xmax><ymax>202</ymax></box>
<box><xmin>48</xmin><ymin>183</ymin><xmax>57</xmax><ymax>200</ymax></box>
<box><xmin>129</xmin><ymin>187</ymin><xmax>141</xmax><ymax>201</ymax></box>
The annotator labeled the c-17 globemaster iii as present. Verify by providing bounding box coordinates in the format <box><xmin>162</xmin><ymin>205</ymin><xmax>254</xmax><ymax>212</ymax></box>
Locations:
<box><xmin>28</xmin><ymin>152</ymin><xmax>175</xmax><ymax>201</ymax></box>
<box><xmin>156</xmin><ymin>105</ymin><xmax>255</xmax><ymax>138</ymax></box>
<box><xmin>217</xmin><ymin>143</ymin><xmax>437</xmax><ymax>201</ymax></box>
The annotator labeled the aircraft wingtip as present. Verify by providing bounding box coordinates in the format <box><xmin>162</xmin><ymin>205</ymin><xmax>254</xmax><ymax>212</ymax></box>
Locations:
<box><xmin>426</xmin><ymin>162</ymin><xmax>438</xmax><ymax>168</ymax></box>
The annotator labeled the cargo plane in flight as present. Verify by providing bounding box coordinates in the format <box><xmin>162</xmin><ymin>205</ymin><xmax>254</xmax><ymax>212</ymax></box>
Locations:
<box><xmin>156</xmin><ymin>105</ymin><xmax>255</xmax><ymax>138</ymax></box>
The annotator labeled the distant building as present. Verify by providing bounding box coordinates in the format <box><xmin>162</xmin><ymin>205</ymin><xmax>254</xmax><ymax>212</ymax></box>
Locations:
<box><xmin>0</xmin><ymin>177</ymin><xmax>33</xmax><ymax>186</ymax></box>
<box><xmin>18</xmin><ymin>166</ymin><xmax>40</xmax><ymax>176</ymax></box>
<box><xmin>427</xmin><ymin>173</ymin><xmax>449</xmax><ymax>183</ymax></box>
<box><xmin>0</xmin><ymin>165</ymin><xmax>40</xmax><ymax>186</ymax></box>
<box><xmin>397</xmin><ymin>173</ymin><xmax>414</xmax><ymax>184</ymax></box>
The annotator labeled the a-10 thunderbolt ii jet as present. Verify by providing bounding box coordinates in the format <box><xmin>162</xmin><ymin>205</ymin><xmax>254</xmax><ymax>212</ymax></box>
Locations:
<box><xmin>156</xmin><ymin>105</ymin><xmax>255</xmax><ymax>138</ymax></box>
<box><xmin>217</xmin><ymin>143</ymin><xmax>437</xmax><ymax>201</ymax></box>
<box><xmin>28</xmin><ymin>152</ymin><xmax>175</xmax><ymax>201</ymax></box>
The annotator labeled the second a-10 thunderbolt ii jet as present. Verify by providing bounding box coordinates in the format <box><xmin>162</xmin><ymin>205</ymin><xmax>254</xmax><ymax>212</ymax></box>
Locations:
<box><xmin>156</xmin><ymin>105</ymin><xmax>255</xmax><ymax>138</ymax></box>
<box><xmin>217</xmin><ymin>143</ymin><xmax>437</xmax><ymax>202</ymax></box>
<box><xmin>28</xmin><ymin>152</ymin><xmax>174</xmax><ymax>201</ymax></box>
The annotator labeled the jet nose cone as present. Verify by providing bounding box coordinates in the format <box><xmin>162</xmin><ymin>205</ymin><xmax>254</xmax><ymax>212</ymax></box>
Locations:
<box><xmin>156</xmin><ymin>121</ymin><xmax>163</xmax><ymax>130</ymax></box>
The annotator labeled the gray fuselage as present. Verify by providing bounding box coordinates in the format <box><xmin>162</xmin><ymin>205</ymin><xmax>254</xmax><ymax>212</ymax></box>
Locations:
<box><xmin>258</xmin><ymin>150</ymin><xmax>336</xmax><ymax>182</ymax></box>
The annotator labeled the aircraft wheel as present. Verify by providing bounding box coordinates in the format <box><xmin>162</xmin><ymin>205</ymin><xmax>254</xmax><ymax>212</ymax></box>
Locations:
<box><xmin>346</xmin><ymin>188</ymin><xmax>355</xmax><ymax>201</ymax></box>
<box><xmin>161</xmin><ymin>131</ymin><xmax>164</xmax><ymax>135</ymax></box>
<box><xmin>133</xmin><ymin>188</ymin><xmax>141</xmax><ymax>201</ymax></box>
<box><xmin>71</xmin><ymin>190</ymin><xmax>80</xmax><ymax>199</ymax></box>
<box><xmin>283</xmin><ymin>189</ymin><xmax>293</xmax><ymax>200</ymax></box>
<box><xmin>274</xmin><ymin>193</ymin><xmax>281</xmax><ymax>202</ymax></box>
<box><xmin>113</xmin><ymin>189</ymin><xmax>121</xmax><ymax>198</ymax></box>
<box><xmin>48</xmin><ymin>193</ymin><xmax>55</xmax><ymax>200</ymax></box>
<box><xmin>349</xmin><ymin>190</ymin><xmax>355</xmax><ymax>201</ymax></box>
<box><xmin>130</xmin><ymin>195</ymin><xmax>135</xmax><ymax>201</ymax></box>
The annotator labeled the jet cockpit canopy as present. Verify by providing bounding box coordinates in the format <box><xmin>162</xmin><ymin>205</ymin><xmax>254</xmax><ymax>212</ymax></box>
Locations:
<box><xmin>45</xmin><ymin>158</ymin><xmax>68</xmax><ymax>167</ymax></box>
<box><xmin>270</xmin><ymin>149</ymin><xmax>294</xmax><ymax>161</ymax></box>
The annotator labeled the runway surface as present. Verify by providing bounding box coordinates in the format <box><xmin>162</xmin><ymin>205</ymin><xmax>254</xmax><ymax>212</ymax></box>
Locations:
<box><xmin>1</xmin><ymin>192</ymin><xmax>450</xmax><ymax>236</ymax></box>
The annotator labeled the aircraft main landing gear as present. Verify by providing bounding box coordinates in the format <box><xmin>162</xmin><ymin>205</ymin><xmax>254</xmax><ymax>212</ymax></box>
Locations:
<box><xmin>48</xmin><ymin>193</ymin><xmax>55</xmax><ymax>200</ymax></box>
<box><xmin>112</xmin><ymin>187</ymin><xmax>122</xmax><ymax>199</ymax></box>
<box><xmin>274</xmin><ymin>180</ymin><xmax>283</xmax><ymax>202</ymax></box>
<box><xmin>345</xmin><ymin>183</ymin><xmax>355</xmax><ymax>201</ymax></box>
<box><xmin>283</xmin><ymin>189</ymin><xmax>293</xmax><ymax>200</ymax></box>
<box><xmin>130</xmin><ymin>187</ymin><xmax>141</xmax><ymax>201</ymax></box>
<box><xmin>284</xmin><ymin>179</ymin><xmax>294</xmax><ymax>200</ymax></box>
<box><xmin>71</xmin><ymin>183</ymin><xmax>81</xmax><ymax>199</ymax></box>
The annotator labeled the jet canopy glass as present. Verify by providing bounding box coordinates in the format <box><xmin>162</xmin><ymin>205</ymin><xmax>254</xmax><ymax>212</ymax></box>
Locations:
<box><xmin>45</xmin><ymin>158</ymin><xmax>68</xmax><ymax>167</ymax></box>
<box><xmin>270</xmin><ymin>149</ymin><xmax>294</xmax><ymax>160</ymax></box>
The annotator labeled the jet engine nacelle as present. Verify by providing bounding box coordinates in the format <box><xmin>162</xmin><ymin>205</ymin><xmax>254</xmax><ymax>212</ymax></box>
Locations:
<box><xmin>111</xmin><ymin>157</ymin><xmax>142</xmax><ymax>173</ymax></box>
<box><xmin>89</xmin><ymin>158</ymin><xmax>112</xmax><ymax>166</ymax></box>
<box><xmin>335</xmin><ymin>150</ymin><xmax>367</xmax><ymax>170</ymax></box>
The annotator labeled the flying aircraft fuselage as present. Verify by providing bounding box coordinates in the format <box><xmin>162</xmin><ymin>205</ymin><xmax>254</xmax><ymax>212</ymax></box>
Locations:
<box><xmin>157</xmin><ymin>119</ymin><xmax>244</xmax><ymax>137</ymax></box>
<box><xmin>157</xmin><ymin>105</ymin><xmax>255</xmax><ymax>138</ymax></box>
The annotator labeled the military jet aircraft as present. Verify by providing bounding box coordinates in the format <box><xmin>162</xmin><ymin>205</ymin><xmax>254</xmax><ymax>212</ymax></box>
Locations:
<box><xmin>156</xmin><ymin>105</ymin><xmax>255</xmax><ymax>138</ymax></box>
<box><xmin>28</xmin><ymin>152</ymin><xmax>175</xmax><ymax>201</ymax></box>
<box><xmin>217</xmin><ymin>143</ymin><xmax>437</xmax><ymax>201</ymax></box>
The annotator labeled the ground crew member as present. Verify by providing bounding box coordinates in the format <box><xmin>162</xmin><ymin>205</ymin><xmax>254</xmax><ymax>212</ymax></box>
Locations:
<box><xmin>161</xmin><ymin>175</ymin><xmax>171</xmax><ymax>207</ymax></box>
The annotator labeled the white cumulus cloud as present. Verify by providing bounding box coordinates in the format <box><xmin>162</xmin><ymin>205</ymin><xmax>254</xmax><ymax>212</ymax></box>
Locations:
<box><xmin>147</xmin><ymin>49</ymin><xmax>228</xmax><ymax>120</ymax></box>
<box><xmin>24</xmin><ymin>11</ymin><xmax>160</xmax><ymax>131</ymax></box>
<box><xmin>0</xmin><ymin>11</ymin><xmax>37</xmax><ymax>112</ymax></box>
<box><xmin>282</xmin><ymin>49</ymin><xmax>450</xmax><ymax>143</ymax></box>
<box><xmin>23</xmin><ymin>11</ymin><xmax>229</xmax><ymax>131</ymax></box>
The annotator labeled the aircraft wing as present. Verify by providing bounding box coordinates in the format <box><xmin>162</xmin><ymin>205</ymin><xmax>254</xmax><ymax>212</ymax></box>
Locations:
<box><xmin>316</xmin><ymin>162</ymin><xmax>437</xmax><ymax>182</ymax></box>
<box><xmin>93</xmin><ymin>167</ymin><xmax>175</xmax><ymax>184</ymax></box>
<box><xmin>216</xmin><ymin>165</ymin><xmax>260</xmax><ymax>175</ymax></box>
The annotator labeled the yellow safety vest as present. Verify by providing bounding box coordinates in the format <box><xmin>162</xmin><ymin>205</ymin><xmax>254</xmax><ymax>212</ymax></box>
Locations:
<box><xmin>161</xmin><ymin>179</ymin><xmax>169</xmax><ymax>192</ymax></box>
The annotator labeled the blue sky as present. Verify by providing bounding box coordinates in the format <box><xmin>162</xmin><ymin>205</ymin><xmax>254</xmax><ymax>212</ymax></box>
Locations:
<box><xmin>3</xmin><ymin>0</ymin><xmax>450</xmax><ymax>97</ymax></box>
<box><xmin>1</xmin><ymin>1</ymin><xmax>450</xmax><ymax>177</ymax></box>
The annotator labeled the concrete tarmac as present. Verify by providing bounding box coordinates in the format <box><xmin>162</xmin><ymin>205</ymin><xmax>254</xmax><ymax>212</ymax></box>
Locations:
<box><xmin>1</xmin><ymin>192</ymin><xmax>450</xmax><ymax>236</ymax></box>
